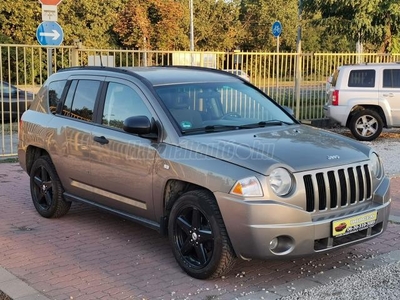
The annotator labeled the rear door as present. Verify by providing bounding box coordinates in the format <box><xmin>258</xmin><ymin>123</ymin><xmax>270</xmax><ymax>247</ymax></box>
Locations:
<box><xmin>380</xmin><ymin>68</ymin><xmax>400</xmax><ymax>125</ymax></box>
<box><xmin>53</xmin><ymin>76</ymin><xmax>104</xmax><ymax>200</ymax></box>
<box><xmin>89</xmin><ymin>78</ymin><xmax>158</xmax><ymax>221</ymax></box>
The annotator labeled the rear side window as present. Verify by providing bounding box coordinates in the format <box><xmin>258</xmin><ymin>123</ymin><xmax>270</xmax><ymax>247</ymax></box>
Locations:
<box><xmin>348</xmin><ymin>70</ymin><xmax>375</xmax><ymax>88</ymax></box>
<box><xmin>383</xmin><ymin>69</ymin><xmax>400</xmax><ymax>88</ymax></box>
<box><xmin>48</xmin><ymin>80</ymin><xmax>67</xmax><ymax>114</ymax></box>
<box><xmin>62</xmin><ymin>80</ymin><xmax>100</xmax><ymax>122</ymax></box>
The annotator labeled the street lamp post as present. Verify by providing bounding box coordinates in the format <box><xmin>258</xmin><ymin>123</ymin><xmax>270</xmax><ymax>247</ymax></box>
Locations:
<box><xmin>294</xmin><ymin>0</ymin><xmax>302</xmax><ymax>120</ymax></box>
<box><xmin>189</xmin><ymin>0</ymin><xmax>194</xmax><ymax>51</ymax></box>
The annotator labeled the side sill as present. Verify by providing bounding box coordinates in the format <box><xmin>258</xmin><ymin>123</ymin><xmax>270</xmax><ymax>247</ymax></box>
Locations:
<box><xmin>64</xmin><ymin>192</ymin><xmax>161</xmax><ymax>232</ymax></box>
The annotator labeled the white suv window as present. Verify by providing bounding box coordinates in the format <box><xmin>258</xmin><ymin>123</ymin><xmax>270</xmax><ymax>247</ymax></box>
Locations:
<box><xmin>348</xmin><ymin>70</ymin><xmax>375</xmax><ymax>88</ymax></box>
<box><xmin>383</xmin><ymin>69</ymin><xmax>400</xmax><ymax>88</ymax></box>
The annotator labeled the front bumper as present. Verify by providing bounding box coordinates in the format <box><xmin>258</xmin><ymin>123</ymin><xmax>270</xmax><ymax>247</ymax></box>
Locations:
<box><xmin>216</xmin><ymin>176</ymin><xmax>391</xmax><ymax>260</ymax></box>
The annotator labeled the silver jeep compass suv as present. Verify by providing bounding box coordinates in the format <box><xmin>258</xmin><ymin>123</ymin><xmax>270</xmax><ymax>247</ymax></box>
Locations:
<box><xmin>19</xmin><ymin>66</ymin><xmax>391</xmax><ymax>279</ymax></box>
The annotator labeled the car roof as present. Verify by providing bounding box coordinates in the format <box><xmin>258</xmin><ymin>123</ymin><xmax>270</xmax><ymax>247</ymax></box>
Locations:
<box><xmin>57</xmin><ymin>66</ymin><xmax>242</xmax><ymax>86</ymax></box>
<box><xmin>339</xmin><ymin>62</ymin><xmax>400</xmax><ymax>69</ymax></box>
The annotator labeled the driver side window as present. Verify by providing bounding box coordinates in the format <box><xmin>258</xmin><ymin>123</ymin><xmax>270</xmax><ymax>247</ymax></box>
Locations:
<box><xmin>102</xmin><ymin>82</ymin><xmax>152</xmax><ymax>129</ymax></box>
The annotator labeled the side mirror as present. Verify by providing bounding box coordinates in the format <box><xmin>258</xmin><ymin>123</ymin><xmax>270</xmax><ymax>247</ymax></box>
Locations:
<box><xmin>123</xmin><ymin>115</ymin><xmax>152</xmax><ymax>135</ymax></box>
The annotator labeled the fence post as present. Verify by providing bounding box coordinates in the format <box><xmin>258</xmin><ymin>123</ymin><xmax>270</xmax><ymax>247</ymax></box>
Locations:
<box><xmin>71</xmin><ymin>40</ymin><xmax>82</xmax><ymax>66</ymax></box>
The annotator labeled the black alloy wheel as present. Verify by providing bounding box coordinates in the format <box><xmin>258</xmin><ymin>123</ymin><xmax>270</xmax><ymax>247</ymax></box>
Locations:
<box><xmin>168</xmin><ymin>190</ymin><xmax>235</xmax><ymax>279</ymax></box>
<box><xmin>30</xmin><ymin>156</ymin><xmax>71</xmax><ymax>218</ymax></box>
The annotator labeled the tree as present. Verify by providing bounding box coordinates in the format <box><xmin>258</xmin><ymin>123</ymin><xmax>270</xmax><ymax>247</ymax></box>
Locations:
<box><xmin>0</xmin><ymin>0</ymin><xmax>40</xmax><ymax>44</ymax></box>
<box><xmin>59</xmin><ymin>0</ymin><xmax>128</xmax><ymax>48</ymax></box>
<box><xmin>186</xmin><ymin>0</ymin><xmax>244</xmax><ymax>51</ymax></box>
<box><xmin>239</xmin><ymin>0</ymin><xmax>298</xmax><ymax>51</ymax></box>
<box><xmin>114</xmin><ymin>0</ymin><xmax>188</xmax><ymax>50</ymax></box>
<box><xmin>301</xmin><ymin>11</ymin><xmax>352</xmax><ymax>53</ymax></box>
<box><xmin>303</xmin><ymin>0</ymin><xmax>400</xmax><ymax>53</ymax></box>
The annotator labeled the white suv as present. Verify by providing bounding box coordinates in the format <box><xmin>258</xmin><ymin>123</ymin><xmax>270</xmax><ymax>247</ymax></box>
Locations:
<box><xmin>324</xmin><ymin>63</ymin><xmax>400</xmax><ymax>141</ymax></box>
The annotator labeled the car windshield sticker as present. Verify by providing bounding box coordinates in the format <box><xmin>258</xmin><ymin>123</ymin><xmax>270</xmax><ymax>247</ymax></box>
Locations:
<box><xmin>180</xmin><ymin>121</ymin><xmax>192</xmax><ymax>129</ymax></box>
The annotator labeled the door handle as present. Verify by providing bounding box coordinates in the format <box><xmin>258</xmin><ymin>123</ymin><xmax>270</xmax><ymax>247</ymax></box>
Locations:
<box><xmin>93</xmin><ymin>136</ymin><xmax>109</xmax><ymax>145</ymax></box>
<box><xmin>383</xmin><ymin>93</ymin><xmax>394</xmax><ymax>97</ymax></box>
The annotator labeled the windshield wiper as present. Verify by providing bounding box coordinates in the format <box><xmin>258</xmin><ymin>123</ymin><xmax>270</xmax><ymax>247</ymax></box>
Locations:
<box><xmin>239</xmin><ymin>120</ymin><xmax>292</xmax><ymax>129</ymax></box>
<box><xmin>182</xmin><ymin>125</ymin><xmax>239</xmax><ymax>134</ymax></box>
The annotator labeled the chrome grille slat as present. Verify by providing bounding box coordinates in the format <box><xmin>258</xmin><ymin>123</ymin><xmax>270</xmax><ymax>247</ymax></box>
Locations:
<box><xmin>304</xmin><ymin>164</ymin><xmax>372</xmax><ymax>213</ymax></box>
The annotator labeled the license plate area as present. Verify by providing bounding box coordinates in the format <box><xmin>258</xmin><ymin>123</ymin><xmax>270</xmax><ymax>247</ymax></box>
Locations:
<box><xmin>332</xmin><ymin>211</ymin><xmax>377</xmax><ymax>237</ymax></box>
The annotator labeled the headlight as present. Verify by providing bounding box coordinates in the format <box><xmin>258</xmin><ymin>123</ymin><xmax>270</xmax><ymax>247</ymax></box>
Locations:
<box><xmin>269</xmin><ymin>167</ymin><xmax>294</xmax><ymax>196</ymax></box>
<box><xmin>230</xmin><ymin>176</ymin><xmax>263</xmax><ymax>197</ymax></box>
<box><xmin>370</xmin><ymin>152</ymin><xmax>383</xmax><ymax>178</ymax></box>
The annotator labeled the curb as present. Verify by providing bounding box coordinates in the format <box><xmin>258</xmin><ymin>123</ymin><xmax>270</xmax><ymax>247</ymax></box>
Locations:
<box><xmin>0</xmin><ymin>268</ymin><xmax>50</xmax><ymax>300</ymax></box>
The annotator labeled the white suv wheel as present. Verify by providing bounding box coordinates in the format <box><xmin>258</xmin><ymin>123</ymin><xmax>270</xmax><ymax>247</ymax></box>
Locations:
<box><xmin>350</xmin><ymin>109</ymin><xmax>383</xmax><ymax>141</ymax></box>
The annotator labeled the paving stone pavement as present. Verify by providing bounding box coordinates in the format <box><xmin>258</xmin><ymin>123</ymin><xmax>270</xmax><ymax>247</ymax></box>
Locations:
<box><xmin>0</xmin><ymin>163</ymin><xmax>399</xmax><ymax>300</ymax></box>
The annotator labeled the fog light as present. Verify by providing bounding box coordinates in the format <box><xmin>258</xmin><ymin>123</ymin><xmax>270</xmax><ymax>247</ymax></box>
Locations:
<box><xmin>269</xmin><ymin>235</ymin><xmax>294</xmax><ymax>255</ymax></box>
<box><xmin>269</xmin><ymin>238</ymin><xmax>278</xmax><ymax>250</ymax></box>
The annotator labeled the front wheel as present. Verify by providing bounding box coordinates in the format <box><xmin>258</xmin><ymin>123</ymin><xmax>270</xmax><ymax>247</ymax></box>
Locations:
<box><xmin>168</xmin><ymin>190</ymin><xmax>236</xmax><ymax>279</ymax></box>
<box><xmin>30</xmin><ymin>156</ymin><xmax>71</xmax><ymax>218</ymax></box>
<box><xmin>349</xmin><ymin>109</ymin><xmax>383</xmax><ymax>141</ymax></box>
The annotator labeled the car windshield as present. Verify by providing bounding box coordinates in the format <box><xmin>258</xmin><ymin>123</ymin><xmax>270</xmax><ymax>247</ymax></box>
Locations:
<box><xmin>155</xmin><ymin>82</ymin><xmax>295</xmax><ymax>134</ymax></box>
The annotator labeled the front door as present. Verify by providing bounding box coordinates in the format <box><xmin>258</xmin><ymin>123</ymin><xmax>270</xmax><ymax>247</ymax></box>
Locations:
<box><xmin>89</xmin><ymin>79</ymin><xmax>158</xmax><ymax>221</ymax></box>
<box><xmin>380</xmin><ymin>68</ymin><xmax>400</xmax><ymax>125</ymax></box>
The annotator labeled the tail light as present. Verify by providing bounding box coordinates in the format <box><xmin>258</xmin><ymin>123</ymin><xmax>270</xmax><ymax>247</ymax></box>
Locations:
<box><xmin>332</xmin><ymin>90</ymin><xmax>339</xmax><ymax>106</ymax></box>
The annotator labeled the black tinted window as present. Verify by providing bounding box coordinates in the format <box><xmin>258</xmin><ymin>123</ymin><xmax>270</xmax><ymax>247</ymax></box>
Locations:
<box><xmin>62</xmin><ymin>80</ymin><xmax>100</xmax><ymax>122</ymax></box>
<box><xmin>383</xmin><ymin>69</ymin><xmax>400</xmax><ymax>88</ymax></box>
<box><xmin>348</xmin><ymin>70</ymin><xmax>375</xmax><ymax>87</ymax></box>
<box><xmin>48</xmin><ymin>80</ymin><xmax>67</xmax><ymax>114</ymax></box>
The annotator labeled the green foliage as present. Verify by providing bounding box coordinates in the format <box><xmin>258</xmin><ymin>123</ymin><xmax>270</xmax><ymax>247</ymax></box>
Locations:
<box><xmin>303</xmin><ymin>0</ymin><xmax>400</xmax><ymax>53</ymax></box>
<box><xmin>0</xmin><ymin>0</ymin><xmax>398</xmax><ymax>52</ymax></box>
<box><xmin>0</xmin><ymin>0</ymin><xmax>41</xmax><ymax>44</ymax></box>
<box><xmin>188</xmin><ymin>0</ymin><xmax>243</xmax><ymax>51</ymax></box>
<box><xmin>240</xmin><ymin>0</ymin><xmax>298</xmax><ymax>51</ymax></box>
<box><xmin>59</xmin><ymin>0</ymin><xmax>129</xmax><ymax>48</ymax></box>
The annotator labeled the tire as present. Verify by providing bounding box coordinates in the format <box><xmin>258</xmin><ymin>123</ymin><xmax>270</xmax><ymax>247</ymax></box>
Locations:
<box><xmin>29</xmin><ymin>156</ymin><xmax>71</xmax><ymax>218</ymax></box>
<box><xmin>349</xmin><ymin>109</ymin><xmax>383</xmax><ymax>141</ymax></box>
<box><xmin>168</xmin><ymin>190</ymin><xmax>236</xmax><ymax>279</ymax></box>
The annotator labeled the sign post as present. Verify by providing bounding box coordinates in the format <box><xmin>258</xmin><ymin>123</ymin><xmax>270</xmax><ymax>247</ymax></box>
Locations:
<box><xmin>272</xmin><ymin>21</ymin><xmax>282</xmax><ymax>92</ymax></box>
<box><xmin>37</xmin><ymin>0</ymin><xmax>64</xmax><ymax>76</ymax></box>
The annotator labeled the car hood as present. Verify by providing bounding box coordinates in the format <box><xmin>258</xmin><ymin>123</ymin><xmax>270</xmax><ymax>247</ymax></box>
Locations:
<box><xmin>18</xmin><ymin>90</ymin><xmax>34</xmax><ymax>100</ymax></box>
<box><xmin>178</xmin><ymin>125</ymin><xmax>372</xmax><ymax>174</ymax></box>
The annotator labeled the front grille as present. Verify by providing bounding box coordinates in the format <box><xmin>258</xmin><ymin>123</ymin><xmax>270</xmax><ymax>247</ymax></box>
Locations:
<box><xmin>304</xmin><ymin>164</ymin><xmax>372</xmax><ymax>212</ymax></box>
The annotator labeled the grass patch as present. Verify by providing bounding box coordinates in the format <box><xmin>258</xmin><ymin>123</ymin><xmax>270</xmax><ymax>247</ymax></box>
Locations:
<box><xmin>0</xmin><ymin>121</ymin><xmax>18</xmax><ymax>133</ymax></box>
<box><xmin>0</xmin><ymin>157</ymin><xmax>18</xmax><ymax>163</ymax></box>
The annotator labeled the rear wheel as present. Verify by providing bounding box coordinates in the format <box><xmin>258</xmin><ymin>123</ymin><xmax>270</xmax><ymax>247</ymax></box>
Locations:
<box><xmin>349</xmin><ymin>109</ymin><xmax>383</xmax><ymax>141</ymax></box>
<box><xmin>168</xmin><ymin>190</ymin><xmax>236</xmax><ymax>279</ymax></box>
<box><xmin>30</xmin><ymin>156</ymin><xmax>71</xmax><ymax>218</ymax></box>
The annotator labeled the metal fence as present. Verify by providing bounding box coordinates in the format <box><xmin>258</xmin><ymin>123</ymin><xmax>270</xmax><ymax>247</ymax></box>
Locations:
<box><xmin>2</xmin><ymin>43</ymin><xmax>400</xmax><ymax>156</ymax></box>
